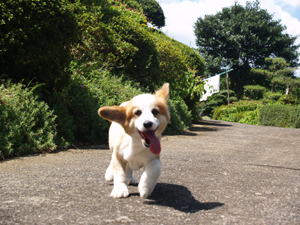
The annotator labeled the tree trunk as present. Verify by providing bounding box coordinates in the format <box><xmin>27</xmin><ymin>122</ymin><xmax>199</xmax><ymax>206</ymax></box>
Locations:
<box><xmin>226</xmin><ymin>73</ymin><xmax>230</xmax><ymax>105</ymax></box>
<box><xmin>286</xmin><ymin>84</ymin><xmax>290</xmax><ymax>95</ymax></box>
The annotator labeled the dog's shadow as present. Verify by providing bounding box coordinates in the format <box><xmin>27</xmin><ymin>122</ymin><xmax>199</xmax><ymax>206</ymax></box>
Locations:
<box><xmin>144</xmin><ymin>183</ymin><xmax>224</xmax><ymax>213</ymax></box>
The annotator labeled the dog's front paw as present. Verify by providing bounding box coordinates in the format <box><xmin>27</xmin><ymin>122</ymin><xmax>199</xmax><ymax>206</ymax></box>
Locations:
<box><xmin>110</xmin><ymin>183</ymin><xmax>129</xmax><ymax>198</ymax></box>
<box><xmin>138</xmin><ymin>186</ymin><xmax>152</xmax><ymax>199</ymax></box>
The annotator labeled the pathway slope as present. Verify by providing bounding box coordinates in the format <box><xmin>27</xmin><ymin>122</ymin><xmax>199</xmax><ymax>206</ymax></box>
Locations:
<box><xmin>1</xmin><ymin>120</ymin><xmax>299</xmax><ymax>224</ymax></box>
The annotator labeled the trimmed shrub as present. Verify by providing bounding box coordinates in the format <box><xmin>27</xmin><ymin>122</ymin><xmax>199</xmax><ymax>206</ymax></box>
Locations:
<box><xmin>73</xmin><ymin>5</ymin><xmax>138</xmax><ymax>71</ymax></box>
<box><xmin>61</xmin><ymin>63</ymin><xmax>145</xmax><ymax>144</ymax></box>
<box><xmin>238</xmin><ymin>110</ymin><xmax>260</xmax><ymax>125</ymax></box>
<box><xmin>290</xmin><ymin>106</ymin><xmax>300</xmax><ymax>128</ymax></box>
<box><xmin>48</xmin><ymin>93</ymin><xmax>76</xmax><ymax>148</ymax></box>
<box><xmin>0</xmin><ymin>82</ymin><xmax>57</xmax><ymax>159</ymax></box>
<box><xmin>0</xmin><ymin>0</ymin><xmax>79</xmax><ymax>90</ymax></box>
<box><xmin>277</xmin><ymin>95</ymin><xmax>299</xmax><ymax>105</ymax></box>
<box><xmin>135</xmin><ymin>0</ymin><xmax>165</xmax><ymax>28</ymax></box>
<box><xmin>264</xmin><ymin>92</ymin><xmax>283</xmax><ymax>101</ymax></box>
<box><xmin>164</xmin><ymin>97</ymin><xmax>192</xmax><ymax>134</ymax></box>
<box><xmin>102</xmin><ymin>3</ymin><xmax>160</xmax><ymax>91</ymax></box>
<box><xmin>153</xmin><ymin>32</ymin><xmax>205</xmax><ymax>119</ymax></box>
<box><xmin>200</xmin><ymin>90</ymin><xmax>237</xmax><ymax>118</ymax></box>
<box><xmin>259</xmin><ymin>104</ymin><xmax>300</xmax><ymax>128</ymax></box>
<box><xmin>213</xmin><ymin>100</ymin><xmax>263</xmax><ymax>124</ymax></box>
<box><xmin>244</xmin><ymin>85</ymin><xmax>267</xmax><ymax>100</ymax></box>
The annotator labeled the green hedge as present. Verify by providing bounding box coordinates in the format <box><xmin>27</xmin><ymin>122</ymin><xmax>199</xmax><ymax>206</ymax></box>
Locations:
<box><xmin>244</xmin><ymin>85</ymin><xmax>267</xmax><ymax>100</ymax></box>
<box><xmin>200</xmin><ymin>90</ymin><xmax>237</xmax><ymax>118</ymax></box>
<box><xmin>0</xmin><ymin>0</ymin><xmax>79</xmax><ymax>90</ymax></box>
<box><xmin>164</xmin><ymin>97</ymin><xmax>192</xmax><ymax>134</ymax></box>
<box><xmin>259</xmin><ymin>104</ymin><xmax>300</xmax><ymax>128</ymax></box>
<box><xmin>213</xmin><ymin>100</ymin><xmax>263</xmax><ymax>124</ymax></box>
<box><xmin>0</xmin><ymin>82</ymin><xmax>57</xmax><ymax>159</ymax></box>
<box><xmin>0</xmin><ymin>0</ymin><xmax>203</xmax><ymax>159</ymax></box>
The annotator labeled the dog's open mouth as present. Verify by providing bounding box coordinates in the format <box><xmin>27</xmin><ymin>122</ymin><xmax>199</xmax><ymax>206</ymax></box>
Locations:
<box><xmin>138</xmin><ymin>130</ymin><xmax>161</xmax><ymax>154</ymax></box>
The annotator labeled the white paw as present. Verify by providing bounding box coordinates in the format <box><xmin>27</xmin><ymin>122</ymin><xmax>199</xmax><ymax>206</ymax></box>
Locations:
<box><xmin>127</xmin><ymin>177</ymin><xmax>136</xmax><ymax>185</ymax></box>
<box><xmin>110</xmin><ymin>183</ymin><xmax>129</xmax><ymax>198</ymax></box>
<box><xmin>138</xmin><ymin>186</ymin><xmax>151</xmax><ymax>199</ymax></box>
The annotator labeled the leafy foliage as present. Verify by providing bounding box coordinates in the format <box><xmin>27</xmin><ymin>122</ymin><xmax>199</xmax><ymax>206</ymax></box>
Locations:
<box><xmin>244</xmin><ymin>85</ymin><xmax>267</xmax><ymax>100</ymax></box>
<box><xmin>59</xmin><ymin>62</ymin><xmax>145</xmax><ymax>144</ymax></box>
<box><xmin>73</xmin><ymin>4</ymin><xmax>138</xmax><ymax>71</ymax></box>
<box><xmin>0</xmin><ymin>0</ymin><xmax>206</xmax><ymax>159</ymax></box>
<box><xmin>164</xmin><ymin>97</ymin><xmax>192</xmax><ymax>134</ymax></box>
<box><xmin>277</xmin><ymin>94</ymin><xmax>299</xmax><ymax>105</ymax></box>
<box><xmin>262</xmin><ymin>91</ymin><xmax>283</xmax><ymax>104</ymax></box>
<box><xmin>152</xmin><ymin>32</ymin><xmax>205</xmax><ymax>119</ymax></box>
<box><xmin>212</xmin><ymin>100</ymin><xmax>263</xmax><ymax>125</ymax></box>
<box><xmin>0</xmin><ymin>0</ymin><xmax>80</xmax><ymax>90</ymax></box>
<box><xmin>200</xmin><ymin>90</ymin><xmax>236</xmax><ymax>118</ymax></box>
<box><xmin>251</xmin><ymin>57</ymin><xmax>299</xmax><ymax>94</ymax></box>
<box><xmin>136</xmin><ymin>0</ymin><xmax>165</xmax><ymax>28</ymax></box>
<box><xmin>0</xmin><ymin>82</ymin><xmax>57</xmax><ymax>159</ymax></box>
<box><xmin>259</xmin><ymin>105</ymin><xmax>300</xmax><ymax>128</ymax></box>
<box><xmin>194</xmin><ymin>0</ymin><xmax>300</xmax><ymax>99</ymax></box>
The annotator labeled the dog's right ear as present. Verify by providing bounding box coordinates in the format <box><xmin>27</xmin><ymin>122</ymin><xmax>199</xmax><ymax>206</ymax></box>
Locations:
<box><xmin>98</xmin><ymin>106</ymin><xmax>126</xmax><ymax>124</ymax></box>
<box><xmin>155</xmin><ymin>83</ymin><xmax>169</xmax><ymax>102</ymax></box>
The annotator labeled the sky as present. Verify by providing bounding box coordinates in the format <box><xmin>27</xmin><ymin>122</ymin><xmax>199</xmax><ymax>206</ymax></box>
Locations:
<box><xmin>157</xmin><ymin>0</ymin><xmax>300</xmax><ymax>77</ymax></box>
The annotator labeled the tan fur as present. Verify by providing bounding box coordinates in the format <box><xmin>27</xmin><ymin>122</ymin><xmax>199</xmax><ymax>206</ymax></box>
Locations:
<box><xmin>98</xmin><ymin>83</ymin><xmax>170</xmax><ymax>198</ymax></box>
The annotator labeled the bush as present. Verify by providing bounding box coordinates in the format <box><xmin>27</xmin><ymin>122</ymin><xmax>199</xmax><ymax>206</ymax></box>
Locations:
<box><xmin>200</xmin><ymin>90</ymin><xmax>237</xmax><ymax>118</ymax></box>
<box><xmin>238</xmin><ymin>110</ymin><xmax>260</xmax><ymax>125</ymax></box>
<box><xmin>244</xmin><ymin>85</ymin><xmax>267</xmax><ymax>100</ymax></box>
<box><xmin>135</xmin><ymin>0</ymin><xmax>165</xmax><ymax>28</ymax></box>
<box><xmin>48</xmin><ymin>93</ymin><xmax>76</xmax><ymax>148</ymax></box>
<box><xmin>0</xmin><ymin>0</ymin><xmax>79</xmax><ymax>90</ymax></box>
<box><xmin>213</xmin><ymin>100</ymin><xmax>263</xmax><ymax>124</ymax></box>
<box><xmin>277</xmin><ymin>94</ymin><xmax>299</xmax><ymax>105</ymax></box>
<box><xmin>102</xmin><ymin>3</ymin><xmax>160</xmax><ymax>91</ymax></box>
<box><xmin>164</xmin><ymin>97</ymin><xmax>192</xmax><ymax>134</ymax></box>
<box><xmin>73</xmin><ymin>5</ymin><xmax>138</xmax><ymax>71</ymax></box>
<box><xmin>259</xmin><ymin>104</ymin><xmax>300</xmax><ymax>128</ymax></box>
<box><xmin>262</xmin><ymin>91</ymin><xmax>283</xmax><ymax>104</ymax></box>
<box><xmin>0</xmin><ymin>82</ymin><xmax>57</xmax><ymax>159</ymax></box>
<box><xmin>59</xmin><ymin>63</ymin><xmax>145</xmax><ymax>144</ymax></box>
<box><xmin>65</xmin><ymin>63</ymin><xmax>192</xmax><ymax>139</ymax></box>
<box><xmin>153</xmin><ymin>32</ymin><xmax>205</xmax><ymax>118</ymax></box>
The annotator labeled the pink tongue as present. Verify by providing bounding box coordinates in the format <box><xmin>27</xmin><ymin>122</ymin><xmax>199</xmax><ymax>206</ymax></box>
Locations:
<box><xmin>143</xmin><ymin>130</ymin><xmax>161</xmax><ymax>154</ymax></box>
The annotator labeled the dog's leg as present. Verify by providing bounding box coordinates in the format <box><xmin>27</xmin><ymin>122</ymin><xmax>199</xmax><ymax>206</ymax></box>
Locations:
<box><xmin>126</xmin><ymin>164</ymin><xmax>136</xmax><ymax>185</ymax></box>
<box><xmin>138</xmin><ymin>159</ymin><xmax>161</xmax><ymax>199</ymax></box>
<box><xmin>105</xmin><ymin>160</ymin><xmax>113</xmax><ymax>182</ymax></box>
<box><xmin>110</xmin><ymin>154</ymin><xmax>129</xmax><ymax>198</ymax></box>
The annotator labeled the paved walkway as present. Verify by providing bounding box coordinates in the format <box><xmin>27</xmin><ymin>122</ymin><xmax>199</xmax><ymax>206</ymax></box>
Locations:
<box><xmin>0</xmin><ymin>120</ymin><xmax>299</xmax><ymax>224</ymax></box>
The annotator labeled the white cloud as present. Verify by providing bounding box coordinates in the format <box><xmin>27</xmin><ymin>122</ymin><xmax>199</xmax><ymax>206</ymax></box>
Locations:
<box><xmin>159</xmin><ymin>0</ymin><xmax>300</xmax><ymax>77</ymax></box>
<box><xmin>277</xmin><ymin>0</ymin><xmax>300</xmax><ymax>7</ymax></box>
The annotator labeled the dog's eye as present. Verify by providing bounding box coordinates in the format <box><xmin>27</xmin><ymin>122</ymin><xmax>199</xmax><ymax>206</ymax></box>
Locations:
<box><xmin>152</xmin><ymin>108</ymin><xmax>159</xmax><ymax>116</ymax></box>
<box><xmin>135</xmin><ymin>110</ymin><xmax>142</xmax><ymax>116</ymax></box>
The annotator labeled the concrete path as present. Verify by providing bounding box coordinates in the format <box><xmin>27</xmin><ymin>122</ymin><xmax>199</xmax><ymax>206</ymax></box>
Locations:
<box><xmin>0</xmin><ymin>120</ymin><xmax>299</xmax><ymax>224</ymax></box>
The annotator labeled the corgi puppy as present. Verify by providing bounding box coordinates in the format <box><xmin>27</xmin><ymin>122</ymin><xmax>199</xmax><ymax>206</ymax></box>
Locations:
<box><xmin>98</xmin><ymin>83</ymin><xmax>170</xmax><ymax>199</ymax></box>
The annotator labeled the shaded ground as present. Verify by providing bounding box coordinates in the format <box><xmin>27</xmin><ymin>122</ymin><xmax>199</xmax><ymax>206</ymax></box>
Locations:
<box><xmin>0</xmin><ymin>120</ymin><xmax>299</xmax><ymax>224</ymax></box>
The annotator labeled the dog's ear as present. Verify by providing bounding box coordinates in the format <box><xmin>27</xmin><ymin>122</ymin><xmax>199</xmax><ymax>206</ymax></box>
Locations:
<box><xmin>98</xmin><ymin>106</ymin><xmax>126</xmax><ymax>124</ymax></box>
<box><xmin>155</xmin><ymin>83</ymin><xmax>169</xmax><ymax>102</ymax></box>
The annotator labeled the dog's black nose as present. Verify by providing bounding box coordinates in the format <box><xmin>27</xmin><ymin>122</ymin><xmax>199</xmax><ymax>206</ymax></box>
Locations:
<box><xmin>143</xmin><ymin>121</ymin><xmax>153</xmax><ymax>129</ymax></box>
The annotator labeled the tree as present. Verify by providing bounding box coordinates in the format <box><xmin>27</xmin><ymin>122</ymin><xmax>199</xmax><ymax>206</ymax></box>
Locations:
<box><xmin>136</xmin><ymin>0</ymin><xmax>165</xmax><ymax>28</ymax></box>
<box><xmin>194</xmin><ymin>0</ymin><xmax>299</xmax><ymax>99</ymax></box>
<box><xmin>252</xmin><ymin>57</ymin><xmax>299</xmax><ymax>95</ymax></box>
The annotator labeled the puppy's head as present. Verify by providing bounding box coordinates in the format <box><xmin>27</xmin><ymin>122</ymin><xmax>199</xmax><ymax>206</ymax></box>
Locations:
<box><xmin>98</xmin><ymin>83</ymin><xmax>170</xmax><ymax>154</ymax></box>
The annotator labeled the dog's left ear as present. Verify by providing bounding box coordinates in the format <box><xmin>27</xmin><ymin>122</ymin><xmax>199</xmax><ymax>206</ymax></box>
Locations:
<box><xmin>98</xmin><ymin>106</ymin><xmax>126</xmax><ymax>125</ymax></box>
<box><xmin>155</xmin><ymin>83</ymin><xmax>169</xmax><ymax>102</ymax></box>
